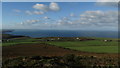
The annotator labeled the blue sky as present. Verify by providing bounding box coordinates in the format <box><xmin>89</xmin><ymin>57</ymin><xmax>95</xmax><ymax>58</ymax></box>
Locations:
<box><xmin>2</xmin><ymin>2</ymin><xmax>118</xmax><ymax>31</ymax></box>
<box><xmin>0</xmin><ymin>2</ymin><xmax>2</xmax><ymax>30</ymax></box>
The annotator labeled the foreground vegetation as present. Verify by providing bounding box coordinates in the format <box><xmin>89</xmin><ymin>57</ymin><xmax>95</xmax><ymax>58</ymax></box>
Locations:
<box><xmin>2</xmin><ymin>54</ymin><xmax>119</xmax><ymax>68</ymax></box>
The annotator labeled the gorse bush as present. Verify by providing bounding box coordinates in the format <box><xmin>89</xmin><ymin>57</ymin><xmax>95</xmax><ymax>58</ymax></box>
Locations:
<box><xmin>2</xmin><ymin>54</ymin><xmax>119</xmax><ymax>68</ymax></box>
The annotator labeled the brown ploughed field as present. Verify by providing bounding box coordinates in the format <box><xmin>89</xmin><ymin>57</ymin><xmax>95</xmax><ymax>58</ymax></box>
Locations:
<box><xmin>2</xmin><ymin>43</ymin><xmax>118</xmax><ymax>58</ymax></box>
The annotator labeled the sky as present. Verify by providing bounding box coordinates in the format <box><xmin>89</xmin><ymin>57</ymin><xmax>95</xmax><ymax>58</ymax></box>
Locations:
<box><xmin>0</xmin><ymin>2</ymin><xmax>2</xmax><ymax>30</ymax></box>
<box><xmin>2</xmin><ymin>0</ymin><xmax>119</xmax><ymax>2</ymax></box>
<box><xmin>2</xmin><ymin>2</ymin><xmax>118</xmax><ymax>31</ymax></box>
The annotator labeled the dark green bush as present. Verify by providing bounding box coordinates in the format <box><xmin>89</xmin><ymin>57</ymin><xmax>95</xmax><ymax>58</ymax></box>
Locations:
<box><xmin>2</xmin><ymin>55</ymin><xmax>119</xmax><ymax>68</ymax></box>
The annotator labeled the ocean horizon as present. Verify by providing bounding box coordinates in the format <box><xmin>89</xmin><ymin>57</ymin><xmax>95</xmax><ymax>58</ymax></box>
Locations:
<box><xmin>5</xmin><ymin>29</ymin><xmax>118</xmax><ymax>38</ymax></box>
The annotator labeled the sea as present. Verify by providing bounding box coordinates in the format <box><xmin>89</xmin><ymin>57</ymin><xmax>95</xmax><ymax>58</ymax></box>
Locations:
<box><xmin>5</xmin><ymin>29</ymin><xmax>118</xmax><ymax>38</ymax></box>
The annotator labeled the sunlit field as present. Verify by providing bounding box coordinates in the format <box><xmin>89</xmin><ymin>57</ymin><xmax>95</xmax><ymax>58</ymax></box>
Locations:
<box><xmin>2</xmin><ymin>37</ymin><xmax>119</xmax><ymax>53</ymax></box>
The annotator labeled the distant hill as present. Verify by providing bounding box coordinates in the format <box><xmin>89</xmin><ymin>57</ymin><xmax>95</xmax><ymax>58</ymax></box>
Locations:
<box><xmin>2</xmin><ymin>34</ymin><xmax>30</xmax><ymax>39</ymax></box>
<box><xmin>2</xmin><ymin>29</ymin><xmax>14</xmax><ymax>33</ymax></box>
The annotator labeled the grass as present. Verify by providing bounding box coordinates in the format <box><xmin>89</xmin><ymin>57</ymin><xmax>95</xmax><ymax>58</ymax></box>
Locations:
<box><xmin>2</xmin><ymin>37</ymin><xmax>119</xmax><ymax>53</ymax></box>
<box><xmin>0</xmin><ymin>43</ymin><xmax>1</xmax><ymax>46</ymax></box>
<box><xmin>47</xmin><ymin>40</ymin><xmax>118</xmax><ymax>47</ymax></box>
<box><xmin>2</xmin><ymin>42</ymin><xmax>38</xmax><ymax>46</ymax></box>
<box><xmin>2</xmin><ymin>38</ymin><xmax>40</xmax><ymax>46</ymax></box>
<box><xmin>67</xmin><ymin>46</ymin><xmax>118</xmax><ymax>53</ymax></box>
<box><xmin>47</xmin><ymin>41</ymin><xmax>118</xmax><ymax>53</ymax></box>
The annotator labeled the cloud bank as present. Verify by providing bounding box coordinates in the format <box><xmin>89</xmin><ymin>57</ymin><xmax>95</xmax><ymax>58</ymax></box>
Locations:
<box><xmin>17</xmin><ymin>10</ymin><xmax>118</xmax><ymax>30</ymax></box>
<box><xmin>33</xmin><ymin>2</ymin><xmax>60</xmax><ymax>11</ymax></box>
<box><xmin>96</xmin><ymin>0</ymin><xmax>119</xmax><ymax>7</ymax></box>
<box><xmin>24</xmin><ymin>2</ymin><xmax>60</xmax><ymax>15</ymax></box>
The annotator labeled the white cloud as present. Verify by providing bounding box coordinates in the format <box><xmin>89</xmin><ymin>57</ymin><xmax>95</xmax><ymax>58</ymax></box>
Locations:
<box><xmin>18</xmin><ymin>10</ymin><xmax>118</xmax><ymax>30</ymax></box>
<box><xmin>24</xmin><ymin>3</ymin><xmax>60</xmax><ymax>16</ymax></box>
<box><xmin>33</xmin><ymin>4</ymin><xmax>49</xmax><ymax>11</ymax></box>
<box><xmin>96</xmin><ymin>2</ymin><xmax>118</xmax><ymax>7</ymax></box>
<box><xmin>25</xmin><ymin>10</ymin><xmax>44</xmax><ymax>15</ymax></box>
<box><xmin>49</xmin><ymin>2</ymin><xmax>60</xmax><ymax>11</ymax></box>
<box><xmin>97</xmin><ymin>0</ymin><xmax>119</xmax><ymax>2</ymax></box>
<box><xmin>33</xmin><ymin>11</ymin><xmax>44</xmax><ymax>15</ymax></box>
<box><xmin>44</xmin><ymin>16</ymin><xmax>50</xmax><ymax>19</ymax></box>
<box><xmin>79</xmin><ymin>11</ymin><xmax>118</xmax><ymax>26</ymax></box>
<box><xmin>25</xmin><ymin>10</ymin><xmax>33</xmax><ymax>15</ymax></box>
<box><xmin>33</xmin><ymin>2</ymin><xmax>60</xmax><ymax>12</ymax></box>
<box><xmin>55</xmin><ymin>10</ymin><xmax>118</xmax><ymax>29</ymax></box>
<box><xmin>96</xmin><ymin>0</ymin><xmax>119</xmax><ymax>7</ymax></box>
<box><xmin>20</xmin><ymin>20</ymin><xmax>40</xmax><ymax>25</ymax></box>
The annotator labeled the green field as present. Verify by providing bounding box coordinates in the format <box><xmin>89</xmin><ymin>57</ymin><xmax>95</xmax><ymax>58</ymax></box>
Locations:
<box><xmin>67</xmin><ymin>46</ymin><xmax>118</xmax><ymax>53</ymax></box>
<box><xmin>2</xmin><ymin>38</ymin><xmax>39</xmax><ymax>46</ymax></box>
<box><xmin>2</xmin><ymin>37</ymin><xmax>119</xmax><ymax>53</ymax></box>
<box><xmin>47</xmin><ymin>41</ymin><xmax>118</xmax><ymax>53</ymax></box>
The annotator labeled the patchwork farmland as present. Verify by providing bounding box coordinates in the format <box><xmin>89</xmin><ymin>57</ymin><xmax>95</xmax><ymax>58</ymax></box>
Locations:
<box><xmin>2</xmin><ymin>34</ymin><xmax>119</xmax><ymax>67</ymax></box>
